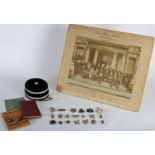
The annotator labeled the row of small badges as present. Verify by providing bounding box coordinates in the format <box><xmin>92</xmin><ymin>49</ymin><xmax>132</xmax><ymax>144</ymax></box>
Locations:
<box><xmin>49</xmin><ymin>107</ymin><xmax>105</xmax><ymax>125</ymax></box>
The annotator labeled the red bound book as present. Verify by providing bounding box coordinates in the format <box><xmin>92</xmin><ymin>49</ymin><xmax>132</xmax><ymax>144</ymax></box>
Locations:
<box><xmin>20</xmin><ymin>100</ymin><xmax>41</xmax><ymax>118</ymax></box>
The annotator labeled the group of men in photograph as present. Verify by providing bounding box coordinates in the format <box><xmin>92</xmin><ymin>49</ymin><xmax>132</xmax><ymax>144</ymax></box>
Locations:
<box><xmin>69</xmin><ymin>57</ymin><xmax>134</xmax><ymax>92</ymax></box>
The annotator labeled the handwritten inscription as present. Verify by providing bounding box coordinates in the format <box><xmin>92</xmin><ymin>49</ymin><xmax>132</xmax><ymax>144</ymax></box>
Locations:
<box><xmin>96</xmin><ymin>31</ymin><xmax>125</xmax><ymax>43</ymax></box>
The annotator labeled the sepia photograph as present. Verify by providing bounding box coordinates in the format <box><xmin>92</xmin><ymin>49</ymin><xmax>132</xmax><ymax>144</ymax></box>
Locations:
<box><xmin>57</xmin><ymin>25</ymin><xmax>154</xmax><ymax>111</ymax></box>
<box><xmin>68</xmin><ymin>36</ymin><xmax>140</xmax><ymax>98</ymax></box>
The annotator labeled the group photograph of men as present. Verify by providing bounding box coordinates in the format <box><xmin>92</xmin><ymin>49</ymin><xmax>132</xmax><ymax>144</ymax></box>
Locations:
<box><xmin>68</xmin><ymin>37</ymin><xmax>140</xmax><ymax>97</ymax></box>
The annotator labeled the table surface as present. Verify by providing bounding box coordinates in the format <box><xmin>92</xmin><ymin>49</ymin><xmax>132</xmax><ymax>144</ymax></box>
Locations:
<box><xmin>0</xmin><ymin>24</ymin><xmax>155</xmax><ymax>131</ymax></box>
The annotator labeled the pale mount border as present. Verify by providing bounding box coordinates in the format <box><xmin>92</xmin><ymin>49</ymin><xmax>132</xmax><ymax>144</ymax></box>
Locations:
<box><xmin>57</xmin><ymin>24</ymin><xmax>154</xmax><ymax>112</ymax></box>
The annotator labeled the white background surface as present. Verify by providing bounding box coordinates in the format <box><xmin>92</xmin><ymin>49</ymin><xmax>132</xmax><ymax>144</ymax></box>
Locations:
<box><xmin>1</xmin><ymin>1</ymin><xmax>155</xmax><ymax>155</ymax></box>
<box><xmin>0</xmin><ymin>24</ymin><xmax>155</xmax><ymax>131</ymax></box>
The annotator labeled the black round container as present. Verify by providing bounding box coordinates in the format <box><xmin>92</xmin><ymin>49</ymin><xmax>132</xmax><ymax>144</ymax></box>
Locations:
<box><xmin>25</xmin><ymin>78</ymin><xmax>49</xmax><ymax>100</ymax></box>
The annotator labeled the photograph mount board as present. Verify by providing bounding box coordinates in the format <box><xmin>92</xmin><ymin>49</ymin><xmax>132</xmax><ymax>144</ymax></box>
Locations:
<box><xmin>57</xmin><ymin>25</ymin><xmax>154</xmax><ymax>111</ymax></box>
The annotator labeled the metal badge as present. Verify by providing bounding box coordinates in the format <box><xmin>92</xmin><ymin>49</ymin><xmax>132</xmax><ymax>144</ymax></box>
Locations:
<box><xmin>89</xmin><ymin>114</ymin><xmax>95</xmax><ymax>118</ymax></box>
<box><xmin>58</xmin><ymin>121</ymin><xmax>63</xmax><ymax>125</ymax></box>
<box><xmin>49</xmin><ymin>120</ymin><xmax>56</xmax><ymax>125</ymax></box>
<box><xmin>91</xmin><ymin>120</ymin><xmax>96</xmax><ymax>124</ymax></box>
<box><xmin>82</xmin><ymin>119</ymin><xmax>89</xmax><ymax>124</ymax></box>
<box><xmin>58</xmin><ymin>114</ymin><xmax>63</xmax><ymax>119</ymax></box>
<box><xmin>99</xmin><ymin>115</ymin><xmax>103</xmax><ymax>119</ymax></box>
<box><xmin>100</xmin><ymin>120</ymin><xmax>104</xmax><ymax>124</ymax></box>
<box><xmin>79</xmin><ymin>108</ymin><xmax>85</xmax><ymax>113</ymax></box>
<box><xmin>95</xmin><ymin>107</ymin><xmax>103</xmax><ymax>114</ymax></box>
<box><xmin>72</xmin><ymin>115</ymin><xmax>79</xmax><ymax>118</ymax></box>
<box><xmin>74</xmin><ymin>120</ymin><xmax>80</xmax><ymax>125</ymax></box>
<box><xmin>64</xmin><ymin>114</ymin><xmax>70</xmax><ymax>119</ymax></box>
<box><xmin>70</xmin><ymin>108</ymin><xmax>77</xmax><ymax>113</ymax></box>
<box><xmin>51</xmin><ymin>114</ymin><xmax>55</xmax><ymax>119</ymax></box>
<box><xmin>65</xmin><ymin>120</ymin><xmax>71</xmax><ymax>124</ymax></box>
<box><xmin>57</xmin><ymin>108</ymin><xmax>66</xmax><ymax>112</ymax></box>
<box><xmin>87</xmin><ymin>108</ymin><xmax>94</xmax><ymax>113</ymax></box>
<box><xmin>50</xmin><ymin>107</ymin><xmax>56</xmax><ymax>113</ymax></box>
<box><xmin>81</xmin><ymin>115</ymin><xmax>85</xmax><ymax>118</ymax></box>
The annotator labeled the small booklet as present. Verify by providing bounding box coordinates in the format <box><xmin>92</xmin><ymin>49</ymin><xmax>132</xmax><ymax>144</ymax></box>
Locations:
<box><xmin>5</xmin><ymin>97</ymin><xmax>25</xmax><ymax>111</ymax></box>
<box><xmin>20</xmin><ymin>100</ymin><xmax>41</xmax><ymax>118</ymax></box>
<box><xmin>2</xmin><ymin>110</ymin><xmax>30</xmax><ymax>130</ymax></box>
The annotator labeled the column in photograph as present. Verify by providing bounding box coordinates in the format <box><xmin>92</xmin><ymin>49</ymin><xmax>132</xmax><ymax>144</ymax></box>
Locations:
<box><xmin>121</xmin><ymin>55</ymin><xmax>127</xmax><ymax>73</ymax></box>
<box><xmin>133</xmin><ymin>58</ymin><xmax>139</xmax><ymax>75</ymax></box>
<box><xmin>73</xmin><ymin>44</ymin><xmax>78</xmax><ymax>59</ymax></box>
<box><xmin>111</xmin><ymin>53</ymin><xmax>117</xmax><ymax>69</ymax></box>
<box><xmin>124</xmin><ymin>47</ymin><xmax>132</xmax><ymax>74</ymax></box>
<box><xmin>124</xmin><ymin>54</ymin><xmax>129</xmax><ymax>74</ymax></box>
<box><xmin>84</xmin><ymin>48</ymin><xmax>90</xmax><ymax>63</ymax></box>
<box><xmin>125</xmin><ymin>47</ymin><xmax>136</xmax><ymax>74</ymax></box>
<box><xmin>93</xmin><ymin>49</ymin><xmax>99</xmax><ymax>65</ymax></box>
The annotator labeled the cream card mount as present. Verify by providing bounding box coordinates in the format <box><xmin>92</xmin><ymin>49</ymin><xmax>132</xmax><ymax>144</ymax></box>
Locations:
<box><xmin>57</xmin><ymin>24</ymin><xmax>154</xmax><ymax>112</ymax></box>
